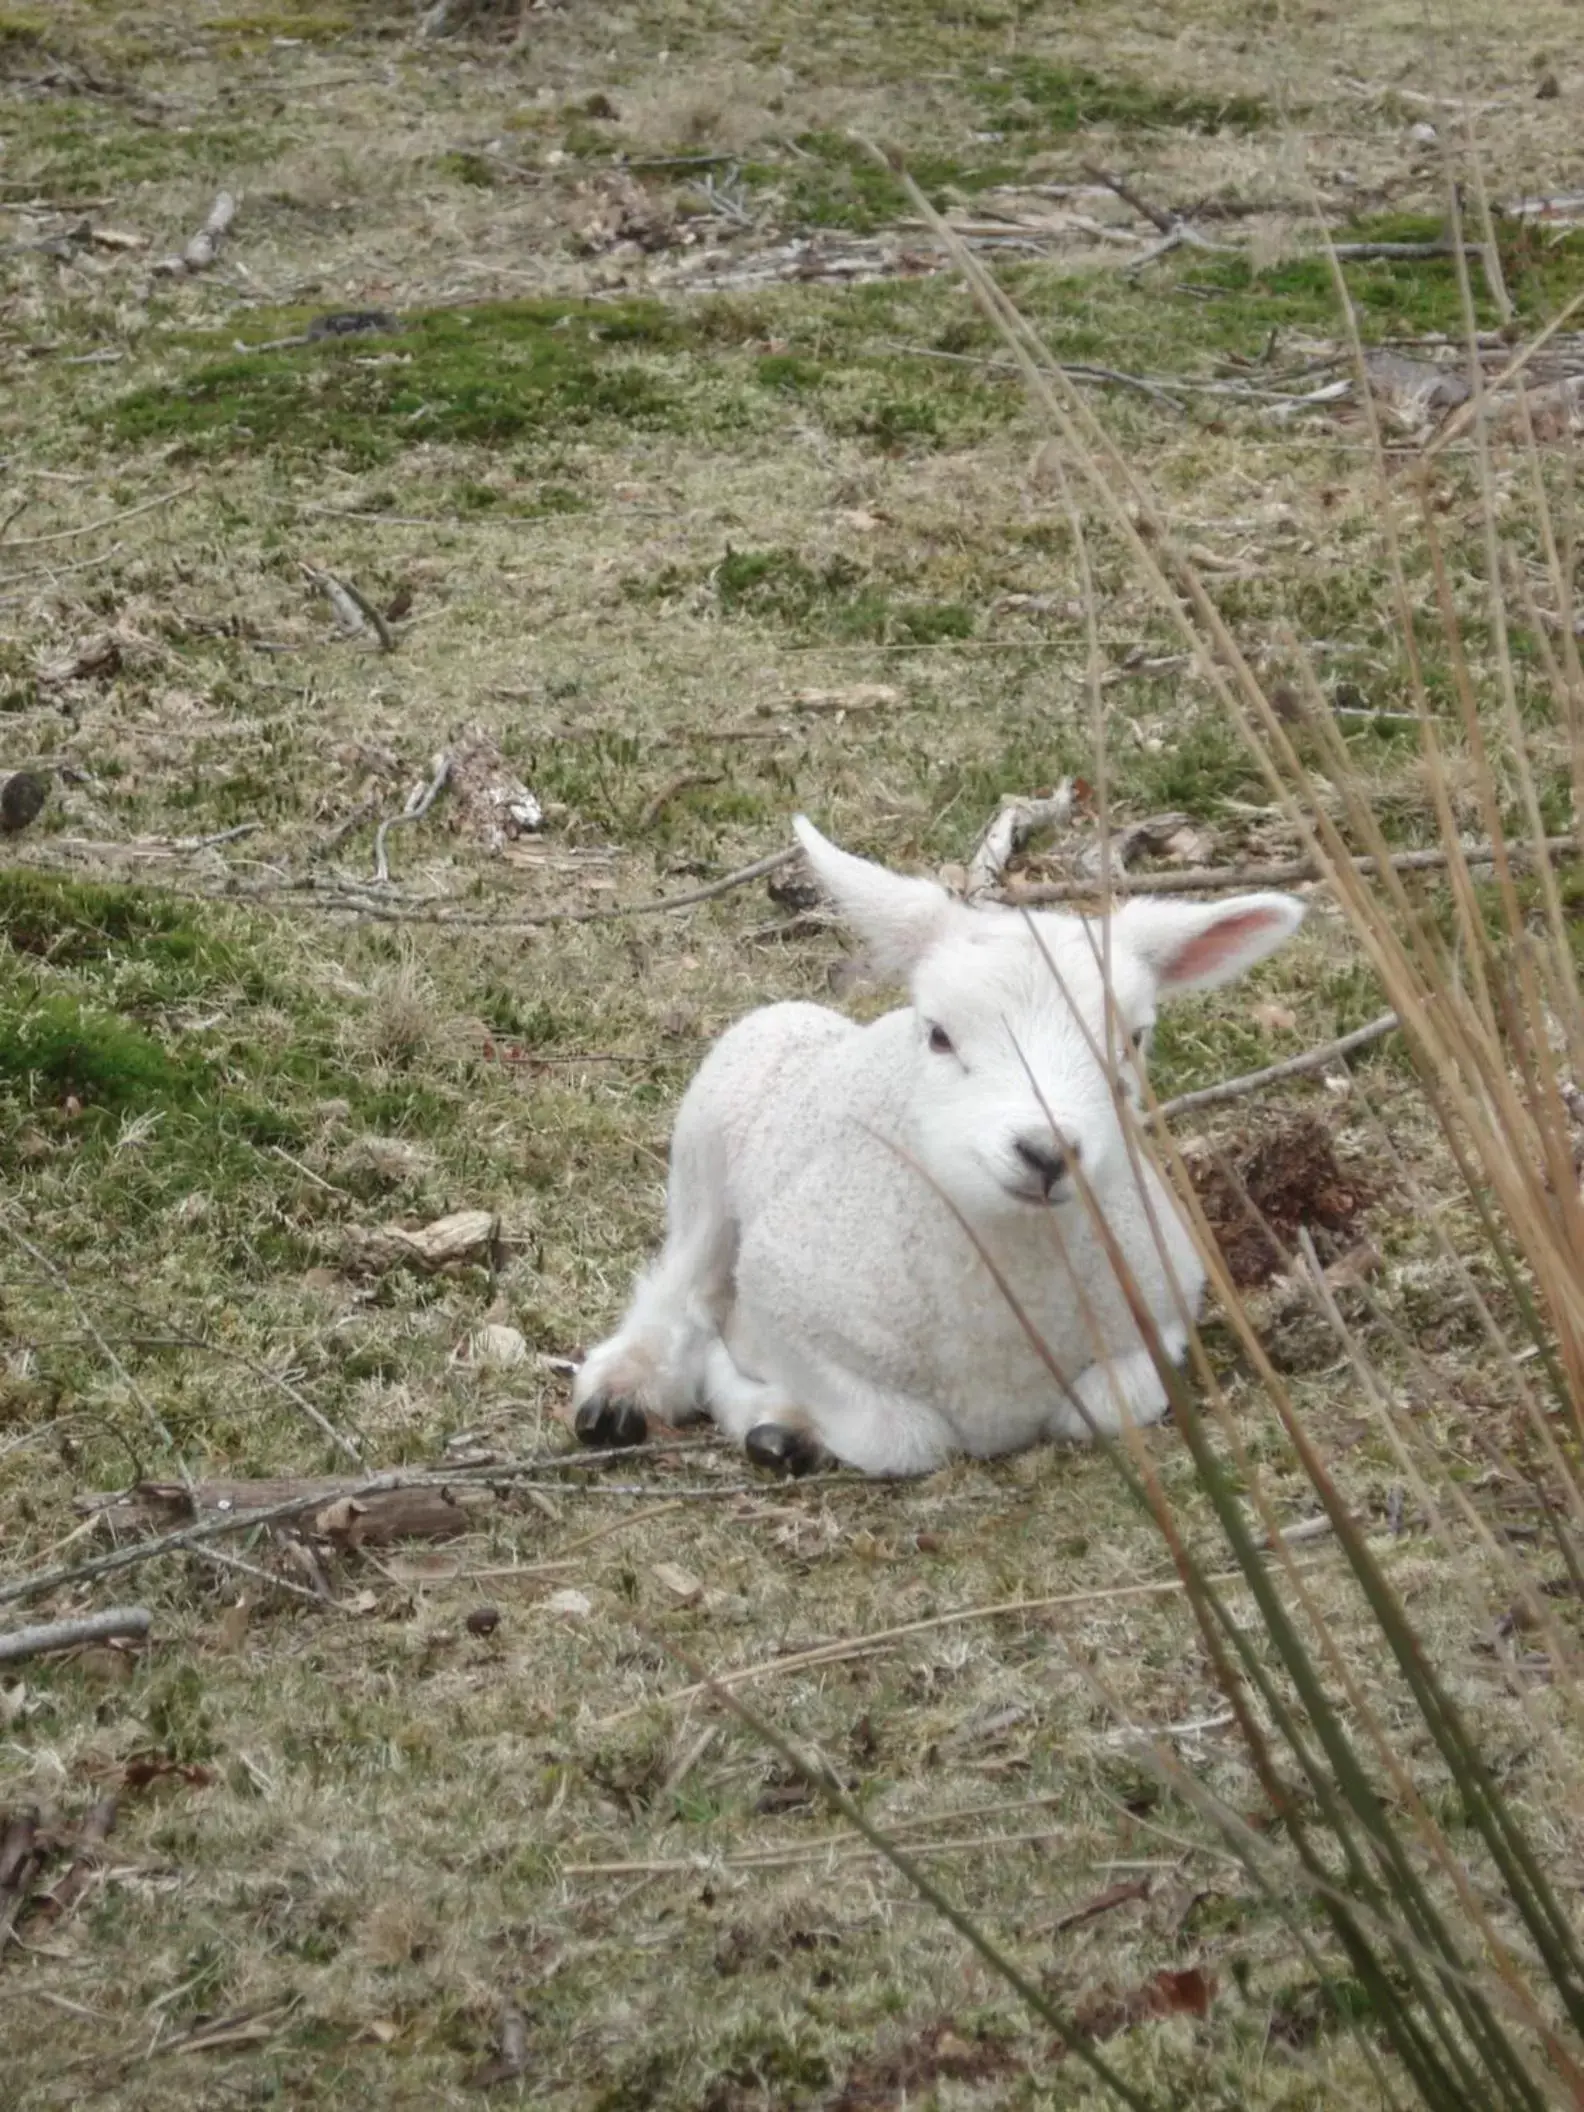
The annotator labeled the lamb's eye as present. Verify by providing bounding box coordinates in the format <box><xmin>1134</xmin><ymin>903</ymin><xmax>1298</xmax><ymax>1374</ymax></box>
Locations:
<box><xmin>927</xmin><ymin>1023</ymin><xmax>955</xmax><ymax>1056</ymax></box>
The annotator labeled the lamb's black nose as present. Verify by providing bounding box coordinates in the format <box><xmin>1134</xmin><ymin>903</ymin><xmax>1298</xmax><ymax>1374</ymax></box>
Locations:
<box><xmin>1014</xmin><ymin>1135</ymin><xmax>1074</xmax><ymax>1195</ymax></box>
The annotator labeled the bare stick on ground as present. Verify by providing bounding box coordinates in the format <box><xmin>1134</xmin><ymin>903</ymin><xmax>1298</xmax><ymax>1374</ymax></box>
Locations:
<box><xmin>372</xmin><ymin>750</ymin><xmax>452</xmax><ymax>884</ymax></box>
<box><xmin>0</xmin><ymin>1606</ymin><xmax>151</xmax><ymax>1666</ymax></box>
<box><xmin>152</xmin><ymin>190</ymin><xmax>238</xmax><ymax>276</ymax></box>
<box><xmin>0</xmin><ymin>481</ymin><xmax>195</xmax><ymax>554</ymax></box>
<box><xmin>1156</xmin><ymin>1012</ymin><xmax>1400</xmax><ymax>1120</ymax></box>
<box><xmin>298</xmin><ymin>843</ymin><xmax>805</xmax><ymax>925</ymax></box>
<box><xmin>1006</xmin><ymin>833</ymin><xmax>1581</xmax><ymax>903</ymax></box>
<box><xmin>966</xmin><ymin>786</ymin><xmax>1074</xmax><ymax>901</ymax></box>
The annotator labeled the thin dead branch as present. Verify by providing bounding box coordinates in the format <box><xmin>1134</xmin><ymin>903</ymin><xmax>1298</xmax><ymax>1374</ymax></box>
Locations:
<box><xmin>1082</xmin><ymin>163</ymin><xmax>1176</xmax><ymax>236</ymax></box>
<box><xmin>372</xmin><ymin>750</ymin><xmax>452</xmax><ymax>884</ymax></box>
<box><xmin>1007</xmin><ymin>833</ymin><xmax>1581</xmax><ymax>902</ymax></box>
<box><xmin>0</xmin><ymin>482</ymin><xmax>194</xmax><ymax>553</ymax></box>
<box><xmin>966</xmin><ymin>786</ymin><xmax>1074</xmax><ymax>901</ymax></box>
<box><xmin>0</xmin><ymin>1606</ymin><xmax>151</xmax><ymax>1665</ymax></box>
<box><xmin>152</xmin><ymin>190</ymin><xmax>237</xmax><ymax>276</ymax></box>
<box><xmin>0</xmin><ymin>1444</ymin><xmax>832</xmax><ymax>1611</ymax></box>
<box><xmin>301</xmin><ymin>560</ymin><xmax>393</xmax><ymax>645</ymax></box>
<box><xmin>1155</xmin><ymin>1013</ymin><xmax>1399</xmax><ymax>1120</ymax></box>
<box><xmin>598</xmin><ymin>1571</ymin><xmax>1255</xmax><ymax>1728</ymax></box>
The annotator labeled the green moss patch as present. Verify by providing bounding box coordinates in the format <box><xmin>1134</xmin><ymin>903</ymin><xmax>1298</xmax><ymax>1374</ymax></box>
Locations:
<box><xmin>102</xmin><ymin>300</ymin><xmax>687</xmax><ymax>466</ymax></box>
<box><xmin>974</xmin><ymin>58</ymin><xmax>1269</xmax><ymax>141</ymax></box>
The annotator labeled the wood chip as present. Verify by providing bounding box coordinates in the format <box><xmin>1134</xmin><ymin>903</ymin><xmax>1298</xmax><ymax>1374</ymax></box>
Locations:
<box><xmin>651</xmin><ymin>1562</ymin><xmax>705</xmax><ymax>1606</ymax></box>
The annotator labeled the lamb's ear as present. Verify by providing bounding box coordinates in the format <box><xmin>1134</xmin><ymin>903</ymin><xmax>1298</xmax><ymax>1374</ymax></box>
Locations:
<box><xmin>1114</xmin><ymin>891</ymin><xmax>1306</xmax><ymax>995</ymax></box>
<box><xmin>793</xmin><ymin>816</ymin><xmax>954</xmax><ymax>979</ymax></box>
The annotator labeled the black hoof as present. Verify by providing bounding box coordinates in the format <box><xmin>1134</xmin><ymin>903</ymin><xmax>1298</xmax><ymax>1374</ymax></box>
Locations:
<box><xmin>574</xmin><ymin>1395</ymin><xmax>649</xmax><ymax>1449</ymax></box>
<box><xmin>744</xmin><ymin>1421</ymin><xmax>827</xmax><ymax>1478</ymax></box>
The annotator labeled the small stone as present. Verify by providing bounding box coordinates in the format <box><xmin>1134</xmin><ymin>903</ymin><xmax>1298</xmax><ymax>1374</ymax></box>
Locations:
<box><xmin>0</xmin><ymin>771</ymin><xmax>48</xmax><ymax>834</ymax></box>
<box><xmin>460</xmin><ymin>1323</ymin><xmax>528</xmax><ymax>1369</ymax></box>
<box><xmin>466</xmin><ymin>1605</ymin><xmax>502</xmax><ymax>1637</ymax></box>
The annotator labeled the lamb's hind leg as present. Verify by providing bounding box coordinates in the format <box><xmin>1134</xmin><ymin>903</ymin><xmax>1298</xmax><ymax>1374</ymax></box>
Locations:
<box><xmin>573</xmin><ymin>1128</ymin><xmax>733</xmax><ymax>1450</ymax></box>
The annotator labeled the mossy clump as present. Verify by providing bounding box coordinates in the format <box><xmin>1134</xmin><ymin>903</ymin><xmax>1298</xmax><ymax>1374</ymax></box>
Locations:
<box><xmin>0</xmin><ymin>991</ymin><xmax>194</xmax><ymax>1114</ymax></box>
<box><xmin>102</xmin><ymin>300</ymin><xmax>686</xmax><ymax>466</ymax></box>
<box><xmin>975</xmin><ymin>59</ymin><xmax>1269</xmax><ymax>140</ymax></box>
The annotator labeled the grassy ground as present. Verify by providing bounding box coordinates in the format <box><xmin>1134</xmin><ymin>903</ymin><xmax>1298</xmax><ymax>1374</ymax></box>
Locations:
<box><xmin>3</xmin><ymin>0</ymin><xmax>1583</xmax><ymax>2104</ymax></box>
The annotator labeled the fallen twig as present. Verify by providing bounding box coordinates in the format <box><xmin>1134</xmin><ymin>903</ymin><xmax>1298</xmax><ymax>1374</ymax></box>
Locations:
<box><xmin>152</xmin><ymin>190</ymin><xmax>237</xmax><ymax>276</ymax></box>
<box><xmin>290</xmin><ymin>844</ymin><xmax>804</xmax><ymax>925</ymax></box>
<box><xmin>0</xmin><ymin>1446</ymin><xmax>814</xmax><ymax>1610</ymax></box>
<box><xmin>877</xmin><ymin>338</ymin><xmax>1183</xmax><ymax>405</ymax></box>
<box><xmin>372</xmin><ymin>750</ymin><xmax>452</xmax><ymax>884</ymax></box>
<box><xmin>966</xmin><ymin>786</ymin><xmax>1074</xmax><ymax>901</ymax></box>
<box><xmin>1006</xmin><ymin>833</ymin><xmax>1581</xmax><ymax>902</ymax></box>
<box><xmin>0</xmin><ymin>481</ymin><xmax>194</xmax><ymax>553</ymax></box>
<box><xmin>0</xmin><ymin>1605</ymin><xmax>151</xmax><ymax>1665</ymax></box>
<box><xmin>300</xmin><ymin>562</ymin><xmax>396</xmax><ymax>649</ymax></box>
<box><xmin>191</xmin><ymin>1544</ymin><xmax>330</xmax><ymax>1607</ymax></box>
<box><xmin>1082</xmin><ymin>162</ymin><xmax>1176</xmax><ymax>236</ymax></box>
<box><xmin>1156</xmin><ymin>1012</ymin><xmax>1400</xmax><ymax>1120</ymax></box>
<box><xmin>1331</xmin><ymin>240</ymin><xmax>1479</xmax><ymax>261</ymax></box>
<box><xmin>598</xmin><ymin>1575</ymin><xmax>1201</xmax><ymax>1728</ymax></box>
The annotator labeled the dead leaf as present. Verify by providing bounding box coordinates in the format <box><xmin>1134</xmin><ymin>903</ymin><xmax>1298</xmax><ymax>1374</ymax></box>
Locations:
<box><xmin>1251</xmin><ymin>1001</ymin><xmax>1298</xmax><ymax>1035</ymax></box>
<box><xmin>544</xmin><ymin>1588</ymin><xmax>592</xmax><ymax>1619</ymax></box>
<box><xmin>361</xmin><ymin>2019</ymin><xmax>402</xmax><ymax>2045</ymax></box>
<box><xmin>120</xmin><ymin>1755</ymin><xmax>217</xmax><ymax>1793</ymax></box>
<box><xmin>651</xmin><ymin>1562</ymin><xmax>704</xmax><ymax>1606</ymax></box>
<box><xmin>1073</xmin><ymin>1965</ymin><xmax>1217</xmax><ymax>2044</ymax></box>
<box><xmin>467</xmin><ymin>2002</ymin><xmax>530</xmax><ymax>2089</ymax></box>
<box><xmin>346</xmin><ymin>1589</ymin><xmax>380</xmax><ymax>1617</ymax></box>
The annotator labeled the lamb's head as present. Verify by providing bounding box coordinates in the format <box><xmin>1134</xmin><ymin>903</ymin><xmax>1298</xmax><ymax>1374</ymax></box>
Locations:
<box><xmin>794</xmin><ymin>817</ymin><xmax>1305</xmax><ymax>1214</ymax></box>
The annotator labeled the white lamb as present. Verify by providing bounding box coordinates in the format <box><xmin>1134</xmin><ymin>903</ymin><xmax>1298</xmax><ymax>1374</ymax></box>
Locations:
<box><xmin>573</xmin><ymin>817</ymin><xmax>1305</xmax><ymax>1477</ymax></box>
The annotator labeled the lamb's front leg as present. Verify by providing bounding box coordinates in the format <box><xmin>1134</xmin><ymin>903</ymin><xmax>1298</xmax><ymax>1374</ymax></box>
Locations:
<box><xmin>709</xmin><ymin>1336</ymin><xmax>957</xmax><ymax>1479</ymax></box>
<box><xmin>573</xmin><ymin>1226</ymin><xmax>735</xmax><ymax>1452</ymax></box>
<box><xmin>1053</xmin><ymin>1333</ymin><xmax>1184</xmax><ymax>1442</ymax></box>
